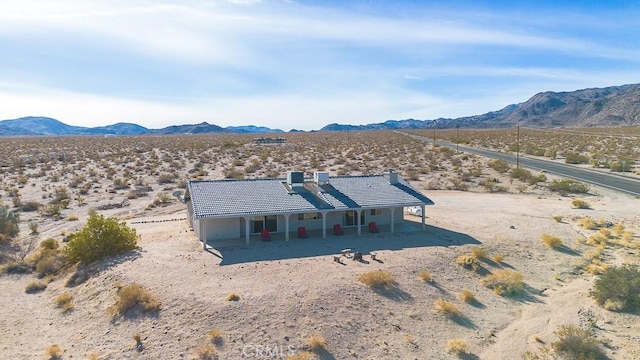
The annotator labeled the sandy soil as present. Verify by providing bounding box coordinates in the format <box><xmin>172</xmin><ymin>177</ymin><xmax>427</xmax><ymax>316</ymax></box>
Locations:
<box><xmin>1</xmin><ymin>181</ymin><xmax>639</xmax><ymax>359</ymax></box>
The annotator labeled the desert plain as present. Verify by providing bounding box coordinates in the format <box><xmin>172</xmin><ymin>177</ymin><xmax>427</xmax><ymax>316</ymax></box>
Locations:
<box><xmin>0</xmin><ymin>129</ymin><xmax>639</xmax><ymax>360</ymax></box>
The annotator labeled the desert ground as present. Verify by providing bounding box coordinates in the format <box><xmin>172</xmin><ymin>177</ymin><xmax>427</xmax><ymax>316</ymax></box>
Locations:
<box><xmin>0</xmin><ymin>131</ymin><xmax>638</xmax><ymax>359</ymax></box>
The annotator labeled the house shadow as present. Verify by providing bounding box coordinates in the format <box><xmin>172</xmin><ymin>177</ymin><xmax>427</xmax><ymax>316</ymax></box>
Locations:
<box><xmin>209</xmin><ymin>222</ymin><xmax>481</xmax><ymax>266</ymax></box>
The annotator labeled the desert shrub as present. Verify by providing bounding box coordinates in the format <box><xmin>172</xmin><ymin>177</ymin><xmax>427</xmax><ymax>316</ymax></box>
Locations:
<box><xmin>44</xmin><ymin>344</ymin><xmax>63</xmax><ymax>359</ymax></box>
<box><xmin>25</xmin><ymin>280</ymin><xmax>48</xmax><ymax>293</ymax></box>
<box><xmin>488</xmin><ymin>159</ymin><xmax>510</xmax><ymax>173</ymax></box>
<box><xmin>572</xmin><ymin>199</ymin><xmax>591</xmax><ymax>209</ymax></box>
<box><xmin>510</xmin><ymin>167</ymin><xmax>532</xmax><ymax>180</ymax></box>
<box><xmin>565</xmin><ymin>153</ymin><xmax>589</xmax><ymax>164</ymax></box>
<box><xmin>493</xmin><ymin>254</ymin><xmax>505</xmax><ymax>263</ymax></box>
<box><xmin>609</xmin><ymin>160</ymin><xmax>631</xmax><ymax>172</ymax></box>
<box><xmin>358</xmin><ymin>270</ymin><xmax>396</xmax><ymax>289</ymax></box>
<box><xmin>226</xmin><ymin>293</ymin><xmax>240</xmax><ymax>301</ymax></box>
<box><xmin>21</xmin><ymin>201</ymin><xmax>41</xmax><ymax>212</ymax></box>
<box><xmin>64</xmin><ymin>214</ymin><xmax>139</xmax><ymax>265</ymax></box>
<box><xmin>446</xmin><ymin>338</ymin><xmax>470</xmax><ymax>356</ymax></box>
<box><xmin>55</xmin><ymin>292</ymin><xmax>74</xmax><ymax>312</ymax></box>
<box><xmin>471</xmin><ymin>247</ymin><xmax>487</xmax><ymax>259</ymax></box>
<box><xmin>551</xmin><ymin>324</ymin><xmax>606</xmax><ymax>360</ymax></box>
<box><xmin>456</xmin><ymin>254</ymin><xmax>479</xmax><ymax>271</ymax></box>
<box><xmin>459</xmin><ymin>289</ymin><xmax>475</xmax><ymax>303</ymax></box>
<box><xmin>35</xmin><ymin>252</ymin><xmax>64</xmax><ymax>278</ymax></box>
<box><xmin>195</xmin><ymin>344</ymin><xmax>216</xmax><ymax>360</ymax></box>
<box><xmin>0</xmin><ymin>205</ymin><xmax>20</xmax><ymax>242</ymax></box>
<box><xmin>579</xmin><ymin>217</ymin><xmax>598</xmax><ymax>230</ymax></box>
<box><xmin>481</xmin><ymin>269</ymin><xmax>524</xmax><ymax>296</ymax></box>
<box><xmin>419</xmin><ymin>271</ymin><xmax>432</xmax><ymax>282</ymax></box>
<box><xmin>612</xmin><ymin>223</ymin><xmax>624</xmax><ymax>235</ymax></box>
<box><xmin>540</xmin><ymin>234</ymin><xmax>563</xmax><ymax>249</ymax></box>
<box><xmin>552</xmin><ymin>215</ymin><xmax>563</xmax><ymax>222</ymax></box>
<box><xmin>157</xmin><ymin>172</ymin><xmax>177</xmax><ymax>184</ymax></box>
<box><xmin>40</xmin><ymin>238</ymin><xmax>59</xmax><ymax>250</ymax></box>
<box><xmin>434</xmin><ymin>299</ymin><xmax>461</xmax><ymax>317</ymax></box>
<box><xmin>548</xmin><ymin>179</ymin><xmax>590</xmax><ymax>194</ymax></box>
<box><xmin>306</xmin><ymin>334</ymin><xmax>327</xmax><ymax>352</ymax></box>
<box><xmin>112</xmin><ymin>283</ymin><xmax>159</xmax><ymax>316</ymax></box>
<box><xmin>590</xmin><ymin>264</ymin><xmax>640</xmax><ymax>312</ymax></box>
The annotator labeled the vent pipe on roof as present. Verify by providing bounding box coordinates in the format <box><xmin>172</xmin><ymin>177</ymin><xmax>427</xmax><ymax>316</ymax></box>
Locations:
<box><xmin>287</xmin><ymin>171</ymin><xmax>304</xmax><ymax>186</ymax></box>
<box><xmin>314</xmin><ymin>171</ymin><xmax>330</xmax><ymax>185</ymax></box>
<box><xmin>385</xmin><ymin>169</ymin><xmax>399</xmax><ymax>184</ymax></box>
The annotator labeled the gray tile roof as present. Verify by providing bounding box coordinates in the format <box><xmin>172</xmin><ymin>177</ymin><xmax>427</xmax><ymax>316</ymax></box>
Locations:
<box><xmin>188</xmin><ymin>175</ymin><xmax>434</xmax><ymax>219</ymax></box>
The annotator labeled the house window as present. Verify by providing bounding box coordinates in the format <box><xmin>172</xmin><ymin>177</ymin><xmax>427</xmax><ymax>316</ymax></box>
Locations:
<box><xmin>250</xmin><ymin>215</ymin><xmax>278</xmax><ymax>233</ymax></box>
<box><xmin>370</xmin><ymin>209</ymin><xmax>382</xmax><ymax>216</ymax></box>
<box><xmin>298</xmin><ymin>212</ymin><xmax>320</xmax><ymax>220</ymax></box>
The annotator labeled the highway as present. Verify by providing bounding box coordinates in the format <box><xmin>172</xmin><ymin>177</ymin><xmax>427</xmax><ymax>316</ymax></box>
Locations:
<box><xmin>397</xmin><ymin>131</ymin><xmax>640</xmax><ymax>197</ymax></box>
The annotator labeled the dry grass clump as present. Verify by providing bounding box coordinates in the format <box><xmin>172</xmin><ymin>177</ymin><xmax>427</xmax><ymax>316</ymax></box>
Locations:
<box><xmin>572</xmin><ymin>199</ymin><xmax>591</xmax><ymax>209</ymax></box>
<box><xmin>540</xmin><ymin>234</ymin><xmax>563</xmax><ymax>249</ymax></box>
<box><xmin>226</xmin><ymin>293</ymin><xmax>240</xmax><ymax>301</ymax></box>
<box><xmin>55</xmin><ymin>292</ymin><xmax>74</xmax><ymax>313</ymax></box>
<box><xmin>195</xmin><ymin>344</ymin><xmax>217</xmax><ymax>360</ymax></box>
<box><xmin>112</xmin><ymin>283</ymin><xmax>159</xmax><ymax>316</ymax></box>
<box><xmin>579</xmin><ymin>217</ymin><xmax>598</xmax><ymax>230</ymax></box>
<box><xmin>418</xmin><ymin>271</ymin><xmax>432</xmax><ymax>282</ymax></box>
<box><xmin>446</xmin><ymin>338</ymin><xmax>470</xmax><ymax>356</ymax></box>
<box><xmin>306</xmin><ymin>334</ymin><xmax>327</xmax><ymax>352</ymax></box>
<box><xmin>434</xmin><ymin>298</ymin><xmax>461</xmax><ymax>318</ymax></box>
<box><xmin>358</xmin><ymin>270</ymin><xmax>396</xmax><ymax>290</ymax></box>
<box><xmin>481</xmin><ymin>269</ymin><xmax>524</xmax><ymax>296</ymax></box>
<box><xmin>612</xmin><ymin>223</ymin><xmax>625</xmax><ymax>235</ymax></box>
<box><xmin>207</xmin><ymin>329</ymin><xmax>223</xmax><ymax>345</ymax></box>
<box><xmin>459</xmin><ymin>289</ymin><xmax>476</xmax><ymax>303</ymax></box>
<box><xmin>44</xmin><ymin>344</ymin><xmax>63</xmax><ymax>359</ymax></box>
<box><xmin>493</xmin><ymin>253</ymin><xmax>505</xmax><ymax>263</ymax></box>
<box><xmin>470</xmin><ymin>246</ymin><xmax>487</xmax><ymax>259</ymax></box>
<box><xmin>552</xmin><ymin>215</ymin><xmax>563</xmax><ymax>222</ymax></box>
<box><xmin>87</xmin><ymin>353</ymin><xmax>100</xmax><ymax>360</ymax></box>
<box><xmin>25</xmin><ymin>280</ymin><xmax>48</xmax><ymax>293</ymax></box>
<box><xmin>456</xmin><ymin>254</ymin><xmax>479</xmax><ymax>271</ymax></box>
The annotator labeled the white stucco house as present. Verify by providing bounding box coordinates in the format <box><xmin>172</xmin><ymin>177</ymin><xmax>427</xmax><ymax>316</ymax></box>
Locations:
<box><xmin>186</xmin><ymin>170</ymin><xmax>434</xmax><ymax>248</ymax></box>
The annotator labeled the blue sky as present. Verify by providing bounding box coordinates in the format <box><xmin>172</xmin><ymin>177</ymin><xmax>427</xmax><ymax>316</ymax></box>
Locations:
<box><xmin>1</xmin><ymin>0</ymin><xmax>639</xmax><ymax>131</ymax></box>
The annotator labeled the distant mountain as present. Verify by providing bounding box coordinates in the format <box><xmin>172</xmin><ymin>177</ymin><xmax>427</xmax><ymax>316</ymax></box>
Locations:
<box><xmin>321</xmin><ymin>83</ymin><xmax>640</xmax><ymax>130</ymax></box>
<box><xmin>3</xmin><ymin>83</ymin><xmax>639</xmax><ymax>136</ymax></box>
<box><xmin>226</xmin><ymin>125</ymin><xmax>283</xmax><ymax>133</ymax></box>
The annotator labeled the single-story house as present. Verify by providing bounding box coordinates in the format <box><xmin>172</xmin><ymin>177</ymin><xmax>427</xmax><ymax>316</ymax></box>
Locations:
<box><xmin>186</xmin><ymin>170</ymin><xmax>434</xmax><ymax>248</ymax></box>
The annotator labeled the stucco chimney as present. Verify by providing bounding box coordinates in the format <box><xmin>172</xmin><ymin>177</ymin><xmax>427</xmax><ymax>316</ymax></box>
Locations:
<box><xmin>384</xmin><ymin>169</ymin><xmax>398</xmax><ymax>184</ymax></box>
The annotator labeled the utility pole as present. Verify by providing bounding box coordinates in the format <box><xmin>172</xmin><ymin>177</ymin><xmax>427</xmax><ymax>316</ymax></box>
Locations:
<box><xmin>456</xmin><ymin>125</ymin><xmax>459</xmax><ymax>153</ymax></box>
<box><xmin>516</xmin><ymin>125</ymin><xmax>520</xmax><ymax>168</ymax></box>
<box><xmin>433</xmin><ymin>127</ymin><xmax>436</xmax><ymax>145</ymax></box>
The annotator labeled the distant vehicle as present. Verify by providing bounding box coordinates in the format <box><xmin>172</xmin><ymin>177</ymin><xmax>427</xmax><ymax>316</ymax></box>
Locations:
<box><xmin>406</xmin><ymin>206</ymin><xmax>422</xmax><ymax>216</ymax></box>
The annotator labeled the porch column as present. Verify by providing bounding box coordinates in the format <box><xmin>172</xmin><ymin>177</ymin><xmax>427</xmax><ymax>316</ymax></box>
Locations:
<box><xmin>202</xmin><ymin>219</ymin><xmax>207</xmax><ymax>250</ymax></box>
<box><xmin>421</xmin><ymin>205</ymin><xmax>426</xmax><ymax>231</ymax></box>
<box><xmin>390</xmin><ymin>208</ymin><xmax>395</xmax><ymax>233</ymax></box>
<box><xmin>244</xmin><ymin>216</ymin><xmax>250</xmax><ymax>246</ymax></box>
<box><xmin>285</xmin><ymin>214</ymin><xmax>290</xmax><ymax>242</ymax></box>
<box><xmin>322</xmin><ymin>211</ymin><xmax>327</xmax><ymax>239</ymax></box>
<box><xmin>356</xmin><ymin>209</ymin><xmax>362</xmax><ymax>236</ymax></box>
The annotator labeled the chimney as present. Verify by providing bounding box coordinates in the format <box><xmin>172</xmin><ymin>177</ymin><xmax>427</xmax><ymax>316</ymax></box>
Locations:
<box><xmin>384</xmin><ymin>169</ymin><xmax>398</xmax><ymax>184</ymax></box>
<box><xmin>314</xmin><ymin>171</ymin><xmax>330</xmax><ymax>185</ymax></box>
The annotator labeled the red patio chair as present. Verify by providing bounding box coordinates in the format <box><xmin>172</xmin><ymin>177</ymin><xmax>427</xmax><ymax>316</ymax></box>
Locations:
<box><xmin>297</xmin><ymin>226</ymin><xmax>308</xmax><ymax>239</ymax></box>
<box><xmin>260</xmin><ymin>228</ymin><xmax>271</xmax><ymax>241</ymax></box>
<box><xmin>333</xmin><ymin>224</ymin><xmax>344</xmax><ymax>235</ymax></box>
<box><xmin>368</xmin><ymin>221</ymin><xmax>379</xmax><ymax>233</ymax></box>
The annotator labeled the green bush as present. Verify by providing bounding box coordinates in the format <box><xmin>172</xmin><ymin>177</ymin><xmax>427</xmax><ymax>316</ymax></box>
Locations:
<box><xmin>565</xmin><ymin>153</ymin><xmax>589</xmax><ymax>164</ymax></box>
<box><xmin>0</xmin><ymin>205</ymin><xmax>20</xmax><ymax>242</ymax></box>
<box><xmin>590</xmin><ymin>264</ymin><xmax>640</xmax><ymax>312</ymax></box>
<box><xmin>64</xmin><ymin>214</ymin><xmax>140</xmax><ymax>265</ymax></box>
<box><xmin>488</xmin><ymin>159</ymin><xmax>511</xmax><ymax>173</ymax></box>
<box><xmin>548</xmin><ymin>179</ymin><xmax>590</xmax><ymax>194</ymax></box>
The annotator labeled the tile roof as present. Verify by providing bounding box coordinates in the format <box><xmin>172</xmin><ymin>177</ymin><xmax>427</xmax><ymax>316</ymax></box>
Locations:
<box><xmin>188</xmin><ymin>175</ymin><xmax>434</xmax><ymax>219</ymax></box>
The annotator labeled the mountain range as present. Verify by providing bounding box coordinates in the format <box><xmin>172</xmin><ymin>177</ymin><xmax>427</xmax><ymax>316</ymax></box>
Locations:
<box><xmin>1</xmin><ymin>83</ymin><xmax>639</xmax><ymax>136</ymax></box>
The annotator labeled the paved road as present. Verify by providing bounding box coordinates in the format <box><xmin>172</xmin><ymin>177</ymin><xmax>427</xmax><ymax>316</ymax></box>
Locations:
<box><xmin>397</xmin><ymin>131</ymin><xmax>640</xmax><ymax>197</ymax></box>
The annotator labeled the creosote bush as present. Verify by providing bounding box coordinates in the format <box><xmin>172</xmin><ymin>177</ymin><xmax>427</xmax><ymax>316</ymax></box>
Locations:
<box><xmin>456</xmin><ymin>254</ymin><xmax>479</xmax><ymax>271</ymax></box>
<box><xmin>358</xmin><ymin>270</ymin><xmax>396</xmax><ymax>290</ymax></box>
<box><xmin>418</xmin><ymin>271</ymin><xmax>432</xmax><ymax>282</ymax></box>
<box><xmin>590</xmin><ymin>264</ymin><xmax>640</xmax><ymax>312</ymax></box>
<box><xmin>471</xmin><ymin>247</ymin><xmax>487</xmax><ymax>259</ymax></box>
<box><xmin>226</xmin><ymin>293</ymin><xmax>240</xmax><ymax>301</ymax></box>
<box><xmin>25</xmin><ymin>280</ymin><xmax>48</xmax><ymax>293</ymax></box>
<box><xmin>459</xmin><ymin>289</ymin><xmax>476</xmax><ymax>303</ymax></box>
<box><xmin>548</xmin><ymin>179</ymin><xmax>590</xmax><ymax>194</ymax></box>
<box><xmin>286</xmin><ymin>351</ymin><xmax>313</xmax><ymax>360</ymax></box>
<box><xmin>481</xmin><ymin>269</ymin><xmax>524</xmax><ymax>296</ymax></box>
<box><xmin>44</xmin><ymin>344</ymin><xmax>63</xmax><ymax>360</ymax></box>
<box><xmin>55</xmin><ymin>292</ymin><xmax>74</xmax><ymax>313</ymax></box>
<box><xmin>551</xmin><ymin>324</ymin><xmax>606</xmax><ymax>360</ymax></box>
<box><xmin>540</xmin><ymin>234</ymin><xmax>563</xmax><ymax>249</ymax></box>
<box><xmin>195</xmin><ymin>344</ymin><xmax>217</xmax><ymax>360</ymax></box>
<box><xmin>64</xmin><ymin>214</ymin><xmax>139</xmax><ymax>265</ymax></box>
<box><xmin>572</xmin><ymin>199</ymin><xmax>591</xmax><ymax>209</ymax></box>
